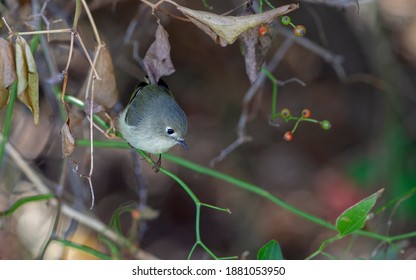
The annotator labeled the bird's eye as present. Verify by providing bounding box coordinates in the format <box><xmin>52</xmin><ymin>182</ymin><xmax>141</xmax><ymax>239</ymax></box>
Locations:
<box><xmin>166</xmin><ymin>128</ymin><xmax>175</xmax><ymax>135</ymax></box>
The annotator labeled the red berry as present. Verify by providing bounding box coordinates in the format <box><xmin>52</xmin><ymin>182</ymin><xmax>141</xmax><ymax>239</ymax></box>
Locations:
<box><xmin>283</xmin><ymin>131</ymin><xmax>293</xmax><ymax>141</ymax></box>
<box><xmin>294</xmin><ymin>25</ymin><xmax>306</xmax><ymax>37</ymax></box>
<box><xmin>302</xmin><ymin>109</ymin><xmax>311</xmax><ymax>118</ymax></box>
<box><xmin>258</xmin><ymin>25</ymin><xmax>268</xmax><ymax>36</ymax></box>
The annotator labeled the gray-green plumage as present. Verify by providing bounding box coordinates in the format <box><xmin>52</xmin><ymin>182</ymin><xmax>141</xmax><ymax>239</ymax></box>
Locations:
<box><xmin>118</xmin><ymin>83</ymin><xmax>188</xmax><ymax>154</ymax></box>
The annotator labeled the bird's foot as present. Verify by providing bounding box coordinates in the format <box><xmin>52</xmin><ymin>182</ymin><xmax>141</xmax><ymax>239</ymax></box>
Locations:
<box><xmin>152</xmin><ymin>154</ymin><xmax>162</xmax><ymax>173</ymax></box>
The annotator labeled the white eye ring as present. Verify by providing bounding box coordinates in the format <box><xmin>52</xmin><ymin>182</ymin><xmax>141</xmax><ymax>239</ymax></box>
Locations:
<box><xmin>166</xmin><ymin>127</ymin><xmax>175</xmax><ymax>135</ymax></box>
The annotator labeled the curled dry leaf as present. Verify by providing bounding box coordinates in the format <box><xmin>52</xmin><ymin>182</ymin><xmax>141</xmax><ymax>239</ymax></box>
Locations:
<box><xmin>240</xmin><ymin>6</ymin><xmax>278</xmax><ymax>84</ymax></box>
<box><xmin>0</xmin><ymin>38</ymin><xmax>16</xmax><ymax>109</ymax></box>
<box><xmin>15</xmin><ymin>36</ymin><xmax>39</xmax><ymax>125</ymax></box>
<box><xmin>80</xmin><ymin>46</ymin><xmax>119</xmax><ymax>109</ymax></box>
<box><xmin>177</xmin><ymin>4</ymin><xmax>299</xmax><ymax>47</ymax></box>
<box><xmin>0</xmin><ymin>87</ymin><xmax>9</xmax><ymax>110</ymax></box>
<box><xmin>61</xmin><ymin>120</ymin><xmax>75</xmax><ymax>157</ymax></box>
<box><xmin>143</xmin><ymin>24</ymin><xmax>175</xmax><ymax>84</ymax></box>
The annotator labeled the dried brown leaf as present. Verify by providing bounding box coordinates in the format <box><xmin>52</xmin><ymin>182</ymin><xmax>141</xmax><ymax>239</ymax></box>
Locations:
<box><xmin>240</xmin><ymin>27</ymin><xmax>260</xmax><ymax>84</ymax></box>
<box><xmin>81</xmin><ymin>46</ymin><xmax>119</xmax><ymax>108</ymax></box>
<box><xmin>61</xmin><ymin>121</ymin><xmax>75</xmax><ymax>157</ymax></box>
<box><xmin>240</xmin><ymin>6</ymin><xmax>277</xmax><ymax>83</ymax></box>
<box><xmin>143</xmin><ymin>24</ymin><xmax>175</xmax><ymax>84</ymax></box>
<box><xmin>0</xmin><ymin>87</ymin><xmax>9</xmax><ymax>110</ymax></box>
<box><xmin>15</xmin><ymin>36</ymin><xmax>39</xmax><ymax>125</ymax></box>
<box><xmin>0</xmin><ymin>38</ymin><xmax>16</xmax><ymax>89</ymax></box>
<box><xmin>0</xmin><ymin>38</ymin><xmax>13</xmax><ymax>108</ymax></box>
<box><xmin>177</xmin><ymin>4</ymin><xmax>299</xmax><ymax>47</ymax></box>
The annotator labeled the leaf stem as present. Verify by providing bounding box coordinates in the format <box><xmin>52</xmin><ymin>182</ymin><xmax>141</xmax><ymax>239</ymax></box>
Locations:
<box><xmin>55</xmin><ymin>238</ymin><xmax>112</xmax><ymax>260</ymax></box>
<box><xmin>0</xmin><ymin>81</ymin><xmax>17</xmax><ymax>169</ymax></box>
<box><xmin>0</xmin><ymin>193</ymin><xmax>54</xmax><ymax>217</ymax></box>
<box><xmin>76</xmin><ymin>139</ymin><xmax>416</xmax><ymax>244</ymax></box>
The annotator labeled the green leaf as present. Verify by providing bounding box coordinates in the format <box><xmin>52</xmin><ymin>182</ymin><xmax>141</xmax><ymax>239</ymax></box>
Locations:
<box><xmin>336</xmin><ymin>189</ymin><xmax>384</xmax><ymax>236</ymax></box>
<box><xmin>257</xmin><ymin>240</ymin><xmax>284</xmax><ymax>260</ymax></box>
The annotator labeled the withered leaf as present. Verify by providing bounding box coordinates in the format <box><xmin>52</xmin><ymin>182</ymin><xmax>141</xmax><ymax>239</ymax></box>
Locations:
<box><xmin>177</xmin><ymin>4</ymin><xmax>299</xmax><ymax>47</ymax></box>
<box><xmin>61</xmin><ymin>120</ymin><xmax>75</xmax><ymax>157</ymax></box>
<box><xmin>0</xmin><ymin>38</ymin><xmax>16</xmax><ymax>109</ymax></box>
<box><xmin>240</xmin><ymin>6</ymin><xmax>277</xmax><ymax>84</ymax></box>
<box><xmin>143</xmin><ymin>24</ymin><xmax>175</xmax><ymax>84</ymax></box>
<box><xmin>240</xmin><ymin>27</ymin><xmax>260</xmax><ymax>84</ymax></box>
<box><xmin>0</xmin><ymin>87</ymin><xmax>9</xmax><ymax>110</ymax></box>
<box><xmin>0</xmin><ymin>38</ymin><xmax>16</xmax><ymax>88</ymax></box>
<box><xmin>15</xmin><ymin>35</ymin><xmax>40</xmax><ymax>125</ymax></box>
<box><xmin>80</xmin><ymin>46</ymin><xmax>119</xmax><ymax>108</ymax></box>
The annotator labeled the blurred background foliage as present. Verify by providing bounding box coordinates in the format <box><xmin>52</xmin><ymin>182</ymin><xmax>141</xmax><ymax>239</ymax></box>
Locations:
<box><xmin>0</xmin><ymin>0</ymin><xmax>415</xmax><ymax>259</ymax></box>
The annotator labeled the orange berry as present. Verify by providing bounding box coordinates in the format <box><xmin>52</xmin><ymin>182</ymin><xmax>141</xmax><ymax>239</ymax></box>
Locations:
<box><xmin>283</xmin><ymin>131</ymin><xmax>293</xmax><ymax>141</ymax></box>
<box><xmin>302</xmin><ymin>109</ymin><xmax>311</xmax><ymax>118</ymax></box>
<box><xmin>131</xmin><ymin>209</ymin><xmax>141</xmax><ymax>220</ymax></box>
<box><xmin>294</xmin><ymin>25</ymin><xmax>306</xmax><ymax>37</ymax></box>
<box><xmin>258</xmin><ymin>25</ymin><xmax>268</xmax><ymax>36</ymax></box>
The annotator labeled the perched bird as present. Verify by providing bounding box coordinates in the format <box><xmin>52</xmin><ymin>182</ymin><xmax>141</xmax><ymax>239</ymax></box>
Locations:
<box><xmin>118</xmin><ymin>80</ymin><xmax>188</xmax><ymax>170</ymax></box>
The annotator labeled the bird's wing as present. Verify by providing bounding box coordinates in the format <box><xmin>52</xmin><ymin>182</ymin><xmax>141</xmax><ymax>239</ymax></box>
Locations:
<box><xmin>127</xmin><ymin>82</ymin><xmax>148</xmax><ymax>107</ymax></box>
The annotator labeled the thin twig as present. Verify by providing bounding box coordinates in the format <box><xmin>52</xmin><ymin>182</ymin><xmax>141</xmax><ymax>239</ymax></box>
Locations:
<box><xmin>83</xmin><ymin>45</ymin><xmax>102</xmax><ymax>209</ymax></box>
<box><xmin>17</xmin><ymin>28</ymin><xmax>72</xmax><ymax>35</ymax></box>
<box><xmin>30</xmin><ymin>0</ymin><xmax>61</xmax><ymax>84</ymax></box>
<box><xmin>209</xmin><ymin>137</ymin><xmax>251</xmax><ymax>167</ymax></box>
<box><xmin>81</xmin><ymin>0</ymin><xmax>102</xmax><ymax>46</ymax></box>
<box><xmin>1</xmin><ymin>17</ymin><xmax>13</xmax><ymax>34</ymax></box>
<box><xmin>139</xmin><ymin>0</ymin><xmax>190</xmax><ymax>22</ymax></box>
<box><xmin>221</xmin><ymin>1</ymin><xmax>249</xmax><ymax>16</ymax></box>
<box><xmin>210</xmin><ymin>38</ymin><xmax>294</xmax><ymax>166</ymax></box>
<box><xmin>2</xmin><ymin>134</ymin><xmax>157</xmax><ymax>259</ymax></box>
<box><xmin>131</xmin><ymin>150</ymin><xmax>149</xmax><ymax>240</ymax></box>
<box><xmin>74</xmin><ymin>32</ymin><xmax>101</xmax><ymax>80</ymax></box>
<box><xmin>64</xmin><ymin>31</ymin><xmax>75</xmax><ymax>75</ymax></box>
<box><xmin>277</xmin><ymin>26</ymin><xmax>346</xmax><ymax>79</ymax></box>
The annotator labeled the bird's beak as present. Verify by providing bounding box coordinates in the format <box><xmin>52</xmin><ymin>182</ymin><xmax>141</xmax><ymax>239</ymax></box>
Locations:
<box><xmin>177</xmin><ymin>139</ymin><xmax>189</xmax><ymax>151</ymax></box>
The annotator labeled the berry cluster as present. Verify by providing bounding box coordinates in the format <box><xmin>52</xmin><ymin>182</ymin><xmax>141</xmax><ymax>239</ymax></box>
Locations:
<box><xmin>258</xmin><ymin>16</ymin><xmax>306</xmax><ymax>37</ymax></box>
<box><xmin>273</xmin><ymin>108</ymin><xmax>331</xmax><ymax>142</ymax></box>
<box><xmin>281</xmin><ymin>16</ymin><xmax>306</xmax><ymax>37</ymax></box>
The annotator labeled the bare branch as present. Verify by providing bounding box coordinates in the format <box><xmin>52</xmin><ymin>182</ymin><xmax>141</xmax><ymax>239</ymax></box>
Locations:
<box><xmin>2</xmin><ymin>133</ymin><xmax>157</xmax><ymax>259</ymax></box>
<box><xmin>210</xmin><ymin>38</ymin><xmax>295</xmax><ymax>166</ymax></box>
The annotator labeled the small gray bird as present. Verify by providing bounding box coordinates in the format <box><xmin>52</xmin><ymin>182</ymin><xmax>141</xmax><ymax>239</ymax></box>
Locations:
<box><xmin>118</xmin><ymin>80</ymin><xmax>188</xmax><ymax>170</ymax></box>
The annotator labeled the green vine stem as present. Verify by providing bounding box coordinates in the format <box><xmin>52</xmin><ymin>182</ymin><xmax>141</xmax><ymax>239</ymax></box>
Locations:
<box><xmin>77</xmin><ymin>138</ymin><xmax>416</xmax><ymax>245</ymax></box>
<box><xmin>0</xmin><ymin>193</ymin><xmax>54</xmax><ymax>217</ymax></box>
<box><xmin>63</xmin><ymin>93</ymin><xmax>233</xmax><ymax>259</ymax></box>
<box><xmin>0</xmin><ymin>81</ymin><xmax>17</xmax><ymax>168</ymax></box>
<box><xmin>55</xmin><ymin>238</ymin><xmax>112</xmax><ymax>260</ymax></box>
